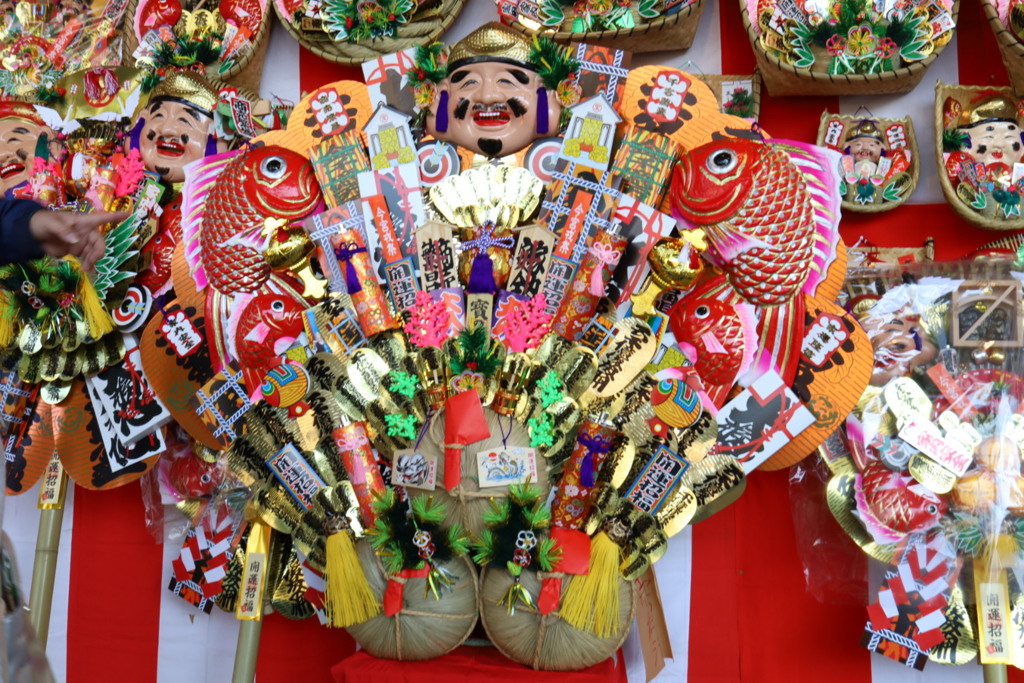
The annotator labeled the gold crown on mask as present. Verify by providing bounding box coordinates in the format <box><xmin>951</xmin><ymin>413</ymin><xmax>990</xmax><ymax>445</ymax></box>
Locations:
<box><xmin>447</xmin><ymin>23</ymin><xmax>537</xmax><ymax>72</ymax></box>
<box><xmin>846</xmin><ymin>119</ymin><xmax>883</xmax><ymax>142</ymax></box>
<box><xmin>149</xmin><ymin>70</ymin><xmax>218</xmax><ymax>113</ymax></box>
<box><xmin>958</xmin><ymin>95</ymin><xmax>1020</xmax><ymax>128</ymax></box>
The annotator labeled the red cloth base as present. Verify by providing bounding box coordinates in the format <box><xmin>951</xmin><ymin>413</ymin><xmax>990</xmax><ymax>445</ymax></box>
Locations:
<box><xmin>331</xmin><ymin>645</ymin><xmax>628</xmax><ymax>683</ymax></box>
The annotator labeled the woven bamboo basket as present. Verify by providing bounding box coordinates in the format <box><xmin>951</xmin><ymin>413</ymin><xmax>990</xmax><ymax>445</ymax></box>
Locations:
<box><xmin>934</xmin><ymin>81</ymin><xmax>1024</xmax><ymax>231</ymax></box>
<box><xmin>815</xmin><ymin>111</ymin><xmax>919</xmax><ymax>213</ymax></box>
<box><xmin>983</xmin><ymin>0</ymin><xmax>1024</xmax><ymax>98</ymax></box>
<box><xmin>694</xmin><ymin>72</ymin><xmax>762</xmax><ymax>120</ymax></box>
<box><xmin>741</xmin><ymin>0</ymin><xmax>960</xmax><ymax>97</ymax></box>
<box><xmin>345</xmin><ymin>539</ymin><xmax>479</xmax><ymax>661</ymax></box>
<box><xmin>274</xmin><ymin>0</ymin><xmax>466</xmax><ymax>66</ymax></box>
<box><xmin>478</xmin><ymin>567</ymin><xmax>636</xmax><ymax>671</ymax></box>
<box><xmin>506</xmin><ymin>1</ymin><xmax>704</xmax><ymax>53</ymax></box>
<box><xmin>121</xmin><ymin>0</ymin><xmax>271</xmax><ymax>86</ymax></box>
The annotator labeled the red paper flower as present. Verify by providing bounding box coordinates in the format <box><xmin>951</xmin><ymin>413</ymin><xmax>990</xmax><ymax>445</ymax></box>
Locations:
<box><xmin>826</xmin><ymin>35</ymin><xmax>847</xmax><ymax>56</ymax></box>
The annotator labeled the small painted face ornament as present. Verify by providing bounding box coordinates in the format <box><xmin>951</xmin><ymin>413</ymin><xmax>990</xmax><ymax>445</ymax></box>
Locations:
<box><xmin>427</xmin><ymin>61</ymin><xmax>560</xmax><ymax>158</ymax></box>
<box><xmin>138</xmin><ymin>97</ymin><xmax>214</xmax><ymax>182</ymax></box>
<box><xmin>847</xmin><ymin>136</ymin><xmax>885</xmax><ymax>164</ymax></box>
<box><xmin>963</xmin><ymin>120</ymin><xmax>1024</xmax><ymax>168</ymax></box>
<box><xmin>0</xmin><ymin>108</ymin><xmax>52</xmax><ymax>196</ymax></box>
<box><xmin>862</xmin><ymin>313</ymin><xmax>937</xmax><ymax>386</ymax></box>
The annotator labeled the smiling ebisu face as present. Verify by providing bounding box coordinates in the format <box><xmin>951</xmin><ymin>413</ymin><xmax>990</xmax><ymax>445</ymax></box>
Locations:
<box><xmin>0</xmin><ymin>114</ymin><xmax>51</xmax><ymax>196</ymax></box>
<box><xmin>964</xmin><ymin>120</ymin><xmax>1024</xmax><ymax>169</ymax></box>
<box><xmin>139</xmin><ymin>96</ymin><xmax>214</xmax><ymax>183</ymax></box>
<box><xmin>429</xmin><ymin>60</ymin><xmax>548</xmax><ymax>158</ymax></box>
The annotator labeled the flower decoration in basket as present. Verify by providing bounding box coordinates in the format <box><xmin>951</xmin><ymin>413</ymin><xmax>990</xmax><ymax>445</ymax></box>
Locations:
<box><xmin>817</xmin><ymin>111</ymin><xmax>917</xmax><ymax>212</ymax></box>
<box><xmin>746</xmin><ymin>0</ymin><xmax>957</xmax><ymax>95</ymax></box>
<box><xmin>937</xmin><ymin>83</ymin><xmax>1024</xmax><ymax>230</ymax></box>
<box><xmin>531</xmin><ymin>0</ymin><xmax>696</xmax><ymax>33</ymax></box>
<box><xmin>129</xmin><ymin>0</ymin><xmax>269</xmax><ymax>82</ymax></box>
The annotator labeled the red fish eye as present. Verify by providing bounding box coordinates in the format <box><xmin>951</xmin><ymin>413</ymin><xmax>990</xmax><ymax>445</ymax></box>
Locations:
<box><xmin>695</xmin><ymin>305</ymin><xmax>710</xmax><ymax>318</ymax></box>
<box><xmin>271</xmin><ymin>299</ymin><xmax>285</xmax><ymax>312</ymax></box>
<box><xmin>927</xmin><ymin>504</ymin><xmax>937</xmax><ymax>514</ymax></box>
<box><xmin>260</xmin><ymin>156</ymin><xmax>287</xmax><ymax>179</ymax></box>
<box><xmin>706</xmin><ymin>149</ymin><xmax>738</xmax><ymax>174</ymax></box>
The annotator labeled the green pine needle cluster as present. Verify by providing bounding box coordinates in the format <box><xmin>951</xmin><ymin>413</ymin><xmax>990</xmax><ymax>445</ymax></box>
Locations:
<box><xmin>529</xmin><ymin>37</ymin><xmax>580</xmax><ymax>91</ymax></box>
<box><xmin>369</xmin><ymin>490</ymin><xmax>470</xmax><ymax>576</ymax></box>
<box><xmin>408</xmin><ymin>42</ymin><xmax>448</xmax><ymax>88</ymax></box>
<box><xmin>942</xmin><ymin>127</ymin><xmax>969</xmax><ymax>153</ymax></box>
<box><xmin>449</xmin><ymin>325</ymin><xmax>503</xmax><ymax>377</ymax></box>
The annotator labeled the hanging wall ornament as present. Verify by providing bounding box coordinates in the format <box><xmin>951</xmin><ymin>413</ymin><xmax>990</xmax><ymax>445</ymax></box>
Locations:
<box><xmin>273</xmin><ymin>0</ymin><xmax>467</xmax><ymax>65</ymax></box>
<box><xmin>125</xmin><ymin>0</ymin><xmax>272</xmax><ymax>89</ymax></box>
<box><xmin>743</xmin><ymin>0</ymin><xmax>959</xmax><ymax>96</ymax></box>
<box><xmin>936</xmin><ymin>82</ymin><xmax>1024</xmax><ymax>231</ymax></box>
<box><xmin>818</xmin><ymin>111</ymin><xmax>918</xmax><ymax>213</ymax></box>
<box><xmin>498</xmin><ymin>0</ymin><xmax>706</xmax><ymax>55</ymax></box>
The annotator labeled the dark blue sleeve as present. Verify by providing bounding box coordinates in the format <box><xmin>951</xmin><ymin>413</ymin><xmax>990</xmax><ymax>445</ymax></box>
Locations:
<box><xmin>0</xmin><ymin>199</ymin><xmax>44</xmax><ymax>265</ymax></box>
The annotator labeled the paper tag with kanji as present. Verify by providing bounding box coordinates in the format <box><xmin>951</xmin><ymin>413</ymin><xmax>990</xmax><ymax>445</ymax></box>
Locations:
<box><xmin>391</xmin><ymin>449</ymin><xmax>438</xmax><ymax>490</ymax></box>
<box><xmin>475</xmin><ymin>446</ymin><xmax>537</xmax><ymax>488</ymax></box>
<box><xmin>37</xmin><ymin>451</ymin><xmax>67</xmax><ymax>510</ymax></box>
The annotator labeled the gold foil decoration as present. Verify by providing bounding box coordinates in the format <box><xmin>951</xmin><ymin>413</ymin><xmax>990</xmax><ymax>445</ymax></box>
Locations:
<box><xmin>826</xmin><ymin>472</ymin><xmax>898</xmax><ymax>564</ymax></box>
<box><xmin>429</xmin><ymin>166</ymin><xmax>543</xmax><ymax>231</ymax></box>
<box><xmin>447</xmin><ymin>23</ymin><xmax>535</xmax><ymax>68</ymax></box>
<box><xmin>654</xmin><ymin>486</ymin><xmax>697</xmax><ymax>539</ymax></box>
<box><xmin>271</xmin><ymin>551</ymin><xmax>315</xmax><ymax>620</ymax></box>
<box><xmin>908</xmin><ymin>452</ymin><xmax>957</xmax><ymax>494</ymax></box>
<box><xmin>683</xmin><ymin>455</ymin><xmax>746</xmax><ymax>524</ymax></box>
<box><xmin>929</xmin><ymin>584</ymin><xmax>977</xmax><ymax>665</ymax></box>
<box><xmin>292</xmin><ymin>483</ymin><xmax>363</xmax><ymax>573</ymax></box>
<box><xmin>494</xmin><ymin>352</ymin><xmax>533</xmax><ymax>417</ymax></box>
<box><xmin>630</xmin><ymin>237</ymin><xmax>707</xmax><ymax>318</ymax></box>
<box><xmin>582</xmin><ymin>319</ymin><xmax>658</xmax><ymax>404</ymax></box>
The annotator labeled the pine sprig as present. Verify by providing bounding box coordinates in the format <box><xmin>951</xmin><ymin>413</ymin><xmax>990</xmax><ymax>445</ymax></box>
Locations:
<box><xmin>408</xmin><ymin>42</ymin><xmax>448</xmax><ymax>88</ymax></box>
<box><xmin>449</xmin><ymin>324</ymin><xmax>504</xmax><ymax>377</ymax></box>
<box><xmin>529</xmin><ymin>36</ymin><xmax>580</xmax><ymax>91</ymax></box>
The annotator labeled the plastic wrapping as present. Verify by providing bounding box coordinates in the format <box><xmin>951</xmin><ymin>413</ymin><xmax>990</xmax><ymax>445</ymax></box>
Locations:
<box><xmin>805</xmin><ymin>259</ymin><xmax>1024</xmax><ymax>670</ymax></box>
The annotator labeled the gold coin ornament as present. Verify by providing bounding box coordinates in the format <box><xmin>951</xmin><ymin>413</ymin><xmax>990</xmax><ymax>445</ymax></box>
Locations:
<box><xmin>822</xmin><ymin>266</ymin><xmax>1024</xmax><ymax>670</ymax></box>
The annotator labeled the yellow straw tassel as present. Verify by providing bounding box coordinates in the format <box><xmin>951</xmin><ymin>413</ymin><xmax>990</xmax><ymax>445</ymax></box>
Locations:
<box><xmin>324</xmin><ymin>532</ymin><xmax>381</xmax><ymax>628</ymax></box>
<box><xmin>0</xmin><ymin>292</ymin><xmax>14</xmax><ymax>349</ymax></box>
<box><xmin>76</xmin><ymin>272</ymin><xmax>114</xmax><ymax>341</ymax></box>
<box><xmin>559</xmin><ymin>531</ymin><xmax>621</xmax><ymax>638</ymax></box>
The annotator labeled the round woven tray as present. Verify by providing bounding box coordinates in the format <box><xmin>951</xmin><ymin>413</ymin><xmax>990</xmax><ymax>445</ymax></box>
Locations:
<box><xmin>274</xmin><ymin>0</ymin><xmax>466</xmax><ymax>66</ymax></box>
<box><xmin>934</xmin><ymin>81</ymin><xmax>1024</xmax><ymax>231</ymax></box>
<box><xmin>983</xmin><ymin>0</ymin><xmax>1024</xmax><ymax>98</ymax></box>
<box><xmin>741</xmin><ymin>0</ymin><xmax>960</xmax><ymax>97</ymax></box>
<box><xmin>120</xmin><ymin>0</ymin><xmax>271</xmax><ymax>84</ymax></box>
<box><xmin>816</xmin><ymin>111</ymin><xmax>920</xmax><ymax>214</ymax></box>
<box><xmin>507</xmin><ymin>1</ymin><xmax>704</xmax><ymax>53</ymax></box>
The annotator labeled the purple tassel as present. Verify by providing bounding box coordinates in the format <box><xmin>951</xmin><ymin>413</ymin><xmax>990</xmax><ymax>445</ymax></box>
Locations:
<box><xmin>130</xmin><ymin>118</ymin><xmax>144</xmax><ymax>150</ymax></box>
<box><xmin>205</xmin><ymin>134</ymin><xmax>218</xmax><ymax>156</ymax></box>
<box><xmin>536</xmin><ymin>88</ymin><xmax>549</xmax><ymax>135</ymax></box>
<box><xmin>436</xmin><ymin>90</ymin><xmax>449</xmax><ymax>133</ymax></box>
<box><xmin>580</xmin><ymin>452</ymin><xmax>595</xmax><ymax>487</ymax></box>
<box><xmin>577</xmin><ymin>433</ymin><xmax>611</xmax><ymax>488</ymax></box>
<box><xmin>334</xmin><ymin>242</ymin><xmax>367</xmax><ymax>294</ymax></box>
<box><xmin>467</xmin><ymin>250</ymin><xmax>497</xmax><ymax>295</ymax></box>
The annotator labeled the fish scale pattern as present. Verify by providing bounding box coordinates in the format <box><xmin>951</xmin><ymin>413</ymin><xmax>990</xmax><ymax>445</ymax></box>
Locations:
<box><xmin>717</xmin><ymin>146</ymin><xmax>816</xmax><ymax>307</ymax></box>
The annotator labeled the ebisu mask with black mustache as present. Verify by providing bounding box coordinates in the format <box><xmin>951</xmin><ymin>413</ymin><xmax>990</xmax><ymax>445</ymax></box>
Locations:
<box><xmin>135</xmin><ymin>70</ymin><xmax>222</xmax><ymax>183</ymax></box>
<box><xmin>425</xmin><ymin>23</ymin><xmax>562</xmax><ymax>159</ymax></box>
